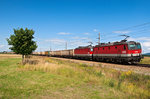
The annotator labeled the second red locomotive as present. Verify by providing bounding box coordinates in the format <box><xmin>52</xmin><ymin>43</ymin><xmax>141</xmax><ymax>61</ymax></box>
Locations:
<box><xmin>74</xmin><ymin>45</ymin><xmax>93</xmax><ymax>60</ymax></box>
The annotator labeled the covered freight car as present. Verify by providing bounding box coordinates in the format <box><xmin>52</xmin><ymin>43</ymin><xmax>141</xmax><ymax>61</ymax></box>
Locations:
<box><xmin>61</xmin><ymin>49</ymin><xmax>74</xmax><ymax>58</ymax></box>
<box><xmin>53</xmin><ymin>50</ymin><xmax>62</xmax><ymax>57</ymax></box>
<box><xmin>44</xmin><ymin>51</ymin><xmax>50</xmax><ymax>56</ymax></box>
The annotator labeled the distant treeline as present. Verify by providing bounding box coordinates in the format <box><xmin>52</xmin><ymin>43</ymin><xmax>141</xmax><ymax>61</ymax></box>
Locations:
<box><xmin>143</xmin><ymin>55</ymin><xmax>150</xmax><ymax>57</ymax></box>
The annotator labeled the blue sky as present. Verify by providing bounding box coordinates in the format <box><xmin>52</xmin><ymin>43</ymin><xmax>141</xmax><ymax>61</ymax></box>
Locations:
<box><xmin>0</xmin><ymin>0</ymin><xmax>150</xmax><ymax>53</ymax></box>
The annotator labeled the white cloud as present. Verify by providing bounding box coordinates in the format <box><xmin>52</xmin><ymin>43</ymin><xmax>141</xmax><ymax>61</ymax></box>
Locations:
<box><xmin>71</xmin><ymin>36</ymin><xmax>80</xmax><ymax>39</ymax></box>
<box><xmin>81</xmin><ymin>37</ymin><xmax>90</xmax><ymax>40</ymax></box>
<box><xmin>141</xmin><ymin>42</ymin><xmax>150</xmax><ymax>53</ymax></box>
<box><xmin>128</xmin><ymin>37</ymin><xmax>136</xmax><ymax>41</ymax></box>
<box><xmin>113</xmin><ymin>31</ymin><xmax>131</xmax><ymax>34</ymax></box>
<box><xmin>40</xmin><ymin>38</ymin><xmax>67</xmax><ymax>51</ymax></box>
<box><xmin>69</xmin><ymin>41</ymin><xmax>89</xmax><ymax>47</ymax></box>
<box><xmin>148</xmin><ymin>48</ymin><xmax>150</xmax><ymax>50</ymax></box>
<box><xmin>128</xmin><ymin>37</ymin><xmax>150</xmax><ymax>42</ymax></box>
<box><xmin>68</xmin><ymin>36</ymin><xmax>92</xmax><ymax>48</ymax></box>
<box><xmin>71</xmin><ymin>36</ymin><xmax>91</xmax><ymax>41</ymax></box>
<box><xmin>136</xmin><ymin>37</ymin><xmax>150</xmax><ymax>41</ymax></box>
<box><xmin>57</xmin><ymin>32</ymin><xmax>71</xmax><ymax>35</ymax></box>
<box><xmin>142</xmin><ymin>42</ymin><xmax>150</xmax><ymax>47</ymax></box>
<box><xmin>93</xmin><ymin>29</ymin><xmax>98</xmax><ymax>32</ymax></box>
<box><xmin>0</xmin><ymin>45</ymin><xmax>10</xmax><ymax>52</ymax></box>
<box><xmin>44</xmin><ymin>38</ymin><xmax>91</xmax><ymax>50</ymax></box>
<box><xmin>0</xmin><ymin>45</ymin><xmax>5</xmax><ymax>48</ymax></box>
<box><xmin>45</xmin><ymin>38</ymin><xmax>66</xmax><ymax>44</ymax></box>
<box><xmin>84</xmin><ymin>32</ymin><xmax>90</xmax><ymax>35</ymax></box>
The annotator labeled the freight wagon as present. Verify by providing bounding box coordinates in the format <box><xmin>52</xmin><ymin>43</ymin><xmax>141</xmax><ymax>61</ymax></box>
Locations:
<box><xmin>61</xmin><ymin>49</ymin><xmax>74</xmax><ymax>58</ymax></box>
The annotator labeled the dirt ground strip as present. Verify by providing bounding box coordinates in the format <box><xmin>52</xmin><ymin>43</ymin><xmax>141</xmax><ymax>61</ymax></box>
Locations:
<box><xmin>48</xmin><ymin>57</ymin><xmax>150</xmax><ymax>75</ymax></box>
<box><xmin>0</xmin><ymin>54</ymin><xmax>21</xmax><ymax>60</ymax></box>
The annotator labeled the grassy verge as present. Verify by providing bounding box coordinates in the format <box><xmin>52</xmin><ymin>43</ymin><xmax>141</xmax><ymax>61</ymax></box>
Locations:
<box><xmin>45</xmin><ymin>57</ymin><xmax>150</xmax><ymax>98</ymax></box>
<box><xmin>140</xmin><ymin>57</ymin><xmax>150</xmax><ymax>64</ymax></box>
<box><xmin>0</xmin><ymin>55</ymin><xmax>150</xmax><ymax>99</ymax></box>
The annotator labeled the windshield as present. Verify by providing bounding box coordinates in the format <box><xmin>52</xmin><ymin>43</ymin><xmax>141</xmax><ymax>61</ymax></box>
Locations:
<box><xmin>128</xmin><ymin>43</ymin><xmax>141</xmax><ymax>50</ymax></box>
<box><xmin>137</xmin><ymin>44</ymin><xmax>141</xmax><ymax>49</ymax></box>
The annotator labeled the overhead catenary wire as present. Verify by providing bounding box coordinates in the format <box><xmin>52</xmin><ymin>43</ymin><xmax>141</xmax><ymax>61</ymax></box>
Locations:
<box><xmin>118</xmin><ymin>22</ymin><xmax>150</xmax><ymax>31</ymax></box>
<box><xmin>100</xmin><ymin>22</ymin><xmax>150</xmax><ymax>42</ymax></box>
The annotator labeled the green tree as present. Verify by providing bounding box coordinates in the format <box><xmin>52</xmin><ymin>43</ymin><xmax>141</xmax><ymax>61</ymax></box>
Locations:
<box><xmin>7</xmin><ymin>28</ymin><xmax>37</xmax><ymax>64</ymax></box>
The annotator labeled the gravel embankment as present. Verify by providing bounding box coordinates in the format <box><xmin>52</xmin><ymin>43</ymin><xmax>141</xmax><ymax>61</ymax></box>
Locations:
<box><xmin>49</xmin><ymin>57</ymin><xmax>150</xmax><ymax>75</ymax></box>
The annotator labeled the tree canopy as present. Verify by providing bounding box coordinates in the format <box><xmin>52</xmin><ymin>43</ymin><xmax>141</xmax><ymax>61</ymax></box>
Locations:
<box><xmin>7</xmin><ymin>28</ymin><xmax>37</xmax><ymax>58</ymax></box>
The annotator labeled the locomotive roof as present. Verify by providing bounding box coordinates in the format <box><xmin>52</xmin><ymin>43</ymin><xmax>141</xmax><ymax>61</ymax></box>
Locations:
<box><xmin>95</xmin><ymin>41</ymin><xmax>140</xmax><ymax>47</ymax></box>
<box><xmin>75</xmin><ymin>45</ymin><xmax>93</xmax><ymax>49</ymax></box>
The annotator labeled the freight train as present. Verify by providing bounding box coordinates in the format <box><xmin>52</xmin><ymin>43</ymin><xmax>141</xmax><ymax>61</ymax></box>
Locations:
<box><xmin>33</xmin><ymin>40</ymin><xmax>143</xmax><ymax>64</ymax></box>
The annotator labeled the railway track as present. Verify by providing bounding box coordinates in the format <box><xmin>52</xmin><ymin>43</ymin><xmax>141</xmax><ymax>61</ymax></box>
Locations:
<box><xmin>133</xmin><ymin>63</ymin><xmax>150</xmax><ymax>68</ymax></box>
<box><xmin>43</xmin><ymin>56</ymin><xmax>150</xmax><ymax>75</ymax></box>
<box><xmin>92</xmin><ymin>60</ymin><xmax>150</xmax><ymax>68</ymax></box>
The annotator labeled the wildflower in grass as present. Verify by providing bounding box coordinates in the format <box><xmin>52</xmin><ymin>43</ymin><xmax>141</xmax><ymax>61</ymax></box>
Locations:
<box><xmin>128</xmin><ymin>83</ymin><xmax>134</xmax><ymax>92</ymax></box>
<box><xmin>125</xmin><ymin>71</ymin><xmax>132</xmax><ymax>76</ymax></box>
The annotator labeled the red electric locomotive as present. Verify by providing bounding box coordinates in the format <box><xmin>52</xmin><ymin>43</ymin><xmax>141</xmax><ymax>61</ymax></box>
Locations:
<box><xmin>74</xmin><ymin>45</ymin><xmax>93</xmax><ymax>60</ymax></box>
<box><xmin>93</xmin><ymin>40</ymin><xmax>143</xmax><ymax>64</ymax></box>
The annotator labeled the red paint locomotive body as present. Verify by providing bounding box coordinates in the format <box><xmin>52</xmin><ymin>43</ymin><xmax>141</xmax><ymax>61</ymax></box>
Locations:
<box><xmin>74</xmin><ymin>45</ymin><xmax>93</xmax><ymax>60</ymax></box>
<box><xmin>93</xmin><ymin>41</ymin><xmax>142</xmax><ymax>63</ymax></box>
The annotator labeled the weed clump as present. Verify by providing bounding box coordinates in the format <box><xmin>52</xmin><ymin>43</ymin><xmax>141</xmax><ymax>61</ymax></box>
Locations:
<box><xmin>96</xmin><ymin>71</ymin><xmax>103</xmax><ymax>77</ymax></box>
<box><xmin>109</xmin><ymin>79</ymin><xmax>115</xmax><ymax>87</ymax></box>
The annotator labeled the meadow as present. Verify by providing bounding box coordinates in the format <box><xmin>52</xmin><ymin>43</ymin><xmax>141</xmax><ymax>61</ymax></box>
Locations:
<box><xmin>0</xmin><ymin>54</ymin><xmax>150</xmax><ymax>99</ymax></box>
<box><xmin>140</xmin><ymin>56</ymin><xmax>150</xmax><ymax>64</ymax></box>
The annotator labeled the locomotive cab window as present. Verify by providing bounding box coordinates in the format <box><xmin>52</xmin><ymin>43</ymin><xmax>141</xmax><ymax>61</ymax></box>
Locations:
<box><xmin>136</xmin><ymin>44</ymin><xmax>141</xmax><ymax>49</ymax></box>
<box><xmin>128</xmin><ymin>43</ymin><xmax>141</xmax><ymax>50</ymax></box>
<box><xmin>128</xmin><ymin>44</ymin><xmax>136</xmax><ymax>50</ymax></box>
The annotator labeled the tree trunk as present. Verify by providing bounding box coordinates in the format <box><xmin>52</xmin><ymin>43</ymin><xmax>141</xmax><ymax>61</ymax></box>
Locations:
<box><xmin>22</xmin><ymin>55</ymin><xmax>24</xmax><ymax>65</ymax></box>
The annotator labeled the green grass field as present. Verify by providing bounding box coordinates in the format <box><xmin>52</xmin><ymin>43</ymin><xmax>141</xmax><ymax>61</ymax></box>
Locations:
<box><xmin>0</xmin><ymin>55</ymin><xmax>150</xmax><ymax>99</ymax></box>
<box><xmin>140</xmin><ymin>56</ymin><xmax>150</xmax><ymax>64</ymax></box>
